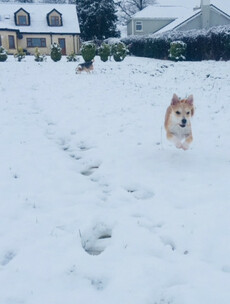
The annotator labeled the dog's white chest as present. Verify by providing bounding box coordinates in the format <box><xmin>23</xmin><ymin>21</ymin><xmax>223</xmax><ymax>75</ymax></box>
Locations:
<box><xmin>170</xmin><ymin>124</ymin><xmax>191</xmax><ymax>140</ymax></box>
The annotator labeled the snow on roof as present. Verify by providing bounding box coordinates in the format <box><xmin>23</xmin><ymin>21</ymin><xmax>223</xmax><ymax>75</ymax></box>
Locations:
<box><xmin>132</xmin><ymin>0</ymin><xmax>230</xmax><ymax>34</ymax></box>
<box><xmin>133</xmin><ymin>0</ymin><xmax>230</xmax><ymax>20</ymax></box>
<box><xmin>155</xmin><ymin>0</ymin><xmax>200</xmax><ymax>8</ymax></box>
<box><xmin>211</xmin><ymin>0</ymin><xmax>230</xmax><ymax>15</ymax></box>
<box><xmin>132</xmin><ymin>5</ymin><xmax>198</xmax><ymax>20</ymax></box>
<box><xmin>156</xmin><ymin>0</ymin><xmax>230</xmax><ymax>12</ymax></box>
<box><xmin>0</xmin><ymin>3</ymin><xmax>80</xmax><ymax>34</ymax></box>
<box><xmin>156</xmin><ymin>10</ymin><xmax>201</xmax><ymax>34</ymax></box>
<box><xmin>155</xmin><ymin>1</ymin><xmax>230</xmax><ymax>34</ymax></box>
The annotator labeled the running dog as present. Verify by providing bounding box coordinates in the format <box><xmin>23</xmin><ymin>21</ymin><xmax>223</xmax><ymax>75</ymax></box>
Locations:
<box><xmin>75</xmin><ymin>60</ymin><xmax>94</xmax><ymax>74</ymax></box>
<box><xmin>164</xmin><ymin>94</ymin><xmax>194</xmax><ymax>150</ymax></box>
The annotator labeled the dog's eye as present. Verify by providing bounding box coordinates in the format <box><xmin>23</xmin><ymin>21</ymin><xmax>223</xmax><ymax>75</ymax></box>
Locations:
<box><xmin>186</xmin><ymin>111</ymin><xmax>190</xmax><ymax>115</ymax></box>
<box><xmin>176</xmin><ymin>111</ymin><xmax>181</xmax><ymax>115</ymax></box>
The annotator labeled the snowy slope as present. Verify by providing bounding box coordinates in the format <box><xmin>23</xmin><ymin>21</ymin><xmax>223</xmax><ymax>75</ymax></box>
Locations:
<box><xmin>0</xmin><ymin>55</ymin><xmax>230</xmax><ymax>304</ymax></box>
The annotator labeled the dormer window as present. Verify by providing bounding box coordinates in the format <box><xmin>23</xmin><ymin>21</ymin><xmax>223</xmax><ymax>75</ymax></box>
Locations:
<box><xmin>51</xmin><ymin>16</ymin><xmax>60</xmax><ymax>26</ymax></box>
<box><xmin>47</xmin><ymin>9</ymin><xmax>62</xmax><ymax>27</ymax></box>
<box><xmin>14</xmin><ymin>8</ymin><xmax>30</xmax><ymax>26</ymax></box>
<box><xmin>18</xmin><ymin>15</ymin><xmax>27</xmax><ymax>25</ymax></box>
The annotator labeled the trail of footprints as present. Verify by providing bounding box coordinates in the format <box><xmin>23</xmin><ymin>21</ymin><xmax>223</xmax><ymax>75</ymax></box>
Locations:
<box><xmin>57</xmin><ymin>136</ymin><xmax>164</xmax><ymax>256</ymax></box>
<box><xmin>52</xmin><ymin>134</ymin><xmax>185</xmax><ymax>258</ymax></box>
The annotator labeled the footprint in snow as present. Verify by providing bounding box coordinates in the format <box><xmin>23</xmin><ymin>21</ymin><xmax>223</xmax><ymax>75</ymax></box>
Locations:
<box><xmin>81</xmin><ymin>164</ymin><xmax>100</xmax><ymax>177</ymax></box>
<box><xmin>126</xmin><ymin>187</ymin><xmax>154</xmax><ymax>200</ymax></box>
<box><xmin>80</xmin><ymin>224</ymin><xmax>112</xmax><ymax>256</ymax></box>
<box><xmin>1</xmin><ymin>251</ymin><xmax>16</xmax><ymax>266</ymax></box>
<box><xmin>90</xmin><ymin>278</ymin><xmax>106</xmax><ymax>290</ymax></box>
<box><xmin>78</xmin><ymin>143</ymin><xmax>92</xmax><ymax>152</ymax></box>
<box><xmin>160</xmin><ymin>236</ymin><xmax>176</xmax><ymax>252</ymax></box>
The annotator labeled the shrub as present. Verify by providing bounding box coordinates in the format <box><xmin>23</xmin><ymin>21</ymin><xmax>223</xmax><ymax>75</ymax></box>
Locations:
<box><xmin>34</xmin><ymin>47</ymin><xmax>46</xmax><ymax>62</ymax></box>
<box><xmin>51</xmin><ymin>43</ymin><xmax>62</xmax><ymax>62</ymax></box>
<box><xmin>0</xmin><ymin>46</ymin><xmax>7</xmax><ymax>62</ymax></box>
<box><xmin>81</xmin><ymin>42</ymin><xmax>96</xmax><ymax>62</ymax></box>
<box><xmin>98</xmin><ymin>43</ymin><xmax>111</xmax><ymax>62</ymax></box>
<box><xmin>67</xmin><ymin>52</ymin><xmax>79</xmax><ymax>62</ymax></box>
<box><xmin>122</xmin><ymin>25</ymin><xmax>230</xmax><ymax>61</ymax></box>
<box><xmin>14</xmin><ymin>48</ymin><xmax>25</xmax><ymax>62</ymax></box>
<box><xmin>169</xmin><ymin>40</ymin><xmax>187</xmax><ymax>61</ymax></box>
<box><xmin>111</xmin><ymin>42</ymin><xmax>128</xmax><ymax>62</ymax></box>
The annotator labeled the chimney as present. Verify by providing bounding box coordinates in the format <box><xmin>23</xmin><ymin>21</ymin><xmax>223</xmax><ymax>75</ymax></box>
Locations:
<box><xmin>201</xmin><ymin>0</ymin><xmax>210</xmax><ymax>5</ymax></box>
<box><xmin>201</xmin><ymin>0</ymin><xmax>210</xmax><ymax>29</ymax></box>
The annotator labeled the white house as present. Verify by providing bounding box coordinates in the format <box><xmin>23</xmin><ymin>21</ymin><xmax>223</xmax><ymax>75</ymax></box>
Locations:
<box><xmin>127</xmin><ymin>0</ymin><xmax>230</xmax><ymax>36</ymax></box>
<box><xmin>0</xmin><ymin>3</ymin><xmax>80</xmax><ymax>55</ymax></box>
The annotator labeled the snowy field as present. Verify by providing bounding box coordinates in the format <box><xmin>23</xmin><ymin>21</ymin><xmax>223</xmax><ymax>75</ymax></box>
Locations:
<box><xmin>0</xmin><ymin>55</ymin><xmax>230</xmax><ymax>304</ymax></box>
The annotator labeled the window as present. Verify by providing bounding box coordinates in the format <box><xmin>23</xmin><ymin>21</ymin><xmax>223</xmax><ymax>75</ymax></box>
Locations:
<box><xmin>8</xmin><ymin>35</ymin><xmax>15</xmax><ymax>49</ymax></box>
<box><xmin>135</xmin><ymin>21</ymin><xmax>143</xmax><ymax>32</ymax></box>
<box><xmin>18</xmin><ymin>15</ymin><xmax>27</xmax><ymax>25</ymax></box>
<box><xmin>27</xmin><ymin>38</ymin><xmax>46</xmax><ymax>48</ymax></box>
<box><xmin>14</xmin><ymin>9</ymin><xmax>30</xmax><ymax>26</ymax></box>
<box><xmin>50</xmin><ymin>16</ymin><xmax>60</xmax><ymax>26</ymax></box>
<box><xmin>0</xmin><ymin>36</ymin><xmax>2</xmax><ymax>46</ymax></box>
<box><xmin>47</xmin><ymin>9</ymin><xmax>62</xmax><ymax>27</ymax></box>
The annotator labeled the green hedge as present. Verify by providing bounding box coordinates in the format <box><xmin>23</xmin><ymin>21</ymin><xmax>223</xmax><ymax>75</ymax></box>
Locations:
<box><xmin>122</xmin><ymin>25</ymin><xmax>230</xmax><ymax>61</ymax></box>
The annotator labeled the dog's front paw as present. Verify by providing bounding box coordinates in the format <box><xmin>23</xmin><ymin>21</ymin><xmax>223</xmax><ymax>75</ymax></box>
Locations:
<box><xmin>182</xmin><ymin>143</ymin><xmax>189</xmax><ymax>150</ymax></box>
<box><xmin>176</xmin><ymin>142</ymin><xmax>183</xmax><ymax>149</ymax></box>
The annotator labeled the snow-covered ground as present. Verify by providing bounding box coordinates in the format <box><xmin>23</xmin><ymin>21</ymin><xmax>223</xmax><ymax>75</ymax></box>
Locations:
<box><xmin>0</xmin><ymin>55</ymin><xmax>230</xmax><ymax>304</ymax></box>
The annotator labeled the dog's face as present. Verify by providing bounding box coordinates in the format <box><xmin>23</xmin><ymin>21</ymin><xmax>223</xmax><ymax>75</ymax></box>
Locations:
<box><xmin>170</xmin><ymin>94</ymin><xmax>194</xmax><ymax>128</ymax></box>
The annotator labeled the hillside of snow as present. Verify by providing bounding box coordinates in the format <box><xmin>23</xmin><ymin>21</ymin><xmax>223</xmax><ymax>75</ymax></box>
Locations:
<box><xmin>0</xmin><ymin>55</ymin><xmax>230</xmax><ymax>304</ymax></box>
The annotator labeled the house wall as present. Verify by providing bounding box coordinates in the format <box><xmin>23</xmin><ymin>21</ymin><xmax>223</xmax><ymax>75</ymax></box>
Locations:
<box><xmin>128</xmin><ymin>18</ymin><xmax>174</xmax><ymax>35</ymax></box>
<box><xmin>0</xmin><ymin>30</ymin><xmax>18</xmax><ymax>53</ymax></box>
<box><xmin>0</xmin><ymin>31</ymin><xmax>80</xmax><ymax>55</ymax></box>
<box><xmin>50</xmin><ymin>34</ymin><xmax>80</xmax><ymax>55</ymax></box>
<box><xmin>210</xmin><ymin>8</ymin><xmax>230</xmax><ymax>27</ymax></box>
<box><xmin>176</xmin><ymin>15</ymin><xmax>202</xmax><ymax>31</ymax></box>
<box><xmin>127</xmin><ymin>20</ymin><xmax>133</xmax><ymax>36</ymax></box>
<box><xmin>177</xmin><ymin>7</ymin><xmax>230</xmax><ymax>31</ymax></box>
<box><xmin>143</xmin><ymin>19</ymin><xmax>174</xmax><ymax>35</ymax></box>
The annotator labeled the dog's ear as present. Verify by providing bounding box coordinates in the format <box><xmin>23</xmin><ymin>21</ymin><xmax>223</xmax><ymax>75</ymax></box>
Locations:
<box><xmin>171</xmin><ymin>94</ymin><xmax>180</xmax><ymax>105</ymax></box>
<box><xmin>186</xmin><ymin>95</ymin><xmax>194</xmax><ymax>106</ymax></box>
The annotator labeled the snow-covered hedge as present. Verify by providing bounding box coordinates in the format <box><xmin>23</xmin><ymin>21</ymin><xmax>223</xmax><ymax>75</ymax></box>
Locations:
<box><xmin>122</xmin><ymin>25</ymin><xmax>230</xmax><ymax>61</ymax></box>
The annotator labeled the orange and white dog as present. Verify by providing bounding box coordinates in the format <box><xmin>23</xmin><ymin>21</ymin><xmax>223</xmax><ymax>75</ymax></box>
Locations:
<box><xmin>164</xmin><ymin>94</ymin><xmax>194</xmax><ymax>150</ymax></box>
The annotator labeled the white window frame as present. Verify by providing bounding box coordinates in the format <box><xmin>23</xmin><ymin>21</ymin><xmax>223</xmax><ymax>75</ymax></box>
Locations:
<box><xmin>135</xmin><ymin>21</ymin><xmax>143</xmax><ymax>32</ymax></box>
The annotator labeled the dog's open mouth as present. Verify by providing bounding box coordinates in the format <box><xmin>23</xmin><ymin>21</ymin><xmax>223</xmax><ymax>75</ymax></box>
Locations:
<box><xmin>180</xmin><ymin>124</ymin><xmax>186</xmax><ymax>128</ymax></box>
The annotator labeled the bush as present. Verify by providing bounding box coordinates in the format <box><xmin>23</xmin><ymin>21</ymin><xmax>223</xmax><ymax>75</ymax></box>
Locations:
<box><xmin>14</xmin><ymin>48</ymin><xmax>25</xmax><ymax>62</ymax></box>
<box><xmin>122</xmin><ymin>25</ymin><xmax>230</xmax><ymax>61</ymax></box>
<box><xmin>169</xmin><ymin>40</ymin><xmax>187</xmax><ymax>61</ymax></box>
<box><xmin>0</xmin><ymin>46</ymin><xmax>7</xmax><ymax>62</ymax></box>
<box><xmin>111</xmin><ymin>42</ymin><xmax>128</xmax><ymax>62</ymax></box>
<box><xmin>51</xmin><ymin>43</ymin><xmax>62</xmax><ymax>62</ymax></box>
<box><xmin>98</xmin><ymin>43</ymin><xmax>111</xmax><ymax>62</ymax></box>
<box><xmin>34</xmin><ymin>47</ymin><xmax>46</xmax><ymax>62</ymax></box>
<box><xmin>67</xmin><ymin>52</ymin><xmax>79</xmax><ymax>62</ymax></box>
<box><xmin>81</xmin><ymin>42</ymin><xmax>96</xmax><ymax>62</ymax></box>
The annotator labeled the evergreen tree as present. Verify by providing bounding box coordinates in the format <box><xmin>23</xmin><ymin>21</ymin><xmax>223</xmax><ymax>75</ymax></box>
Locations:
<box><xmin>76</xmin><ymin>0</ymin><xmax>120</xmax><ymax>41</ymax></box>
<box><xmin>50</xmin><ymin>43</ymin><xmax>62</xmax><ymax>62</ymax></box>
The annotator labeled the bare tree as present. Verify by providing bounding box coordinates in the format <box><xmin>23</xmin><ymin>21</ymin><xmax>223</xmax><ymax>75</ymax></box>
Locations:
<box><xmin>115</xmin><ymin>0</ymin><xmax>157</xmax><ymax>20</ymax></box>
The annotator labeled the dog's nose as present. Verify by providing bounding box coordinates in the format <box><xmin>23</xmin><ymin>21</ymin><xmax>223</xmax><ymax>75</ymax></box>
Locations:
<box><xmin>182</xmin><ymin>118</ymin><xmax>187</xmax><ymax>125</ymax></box>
